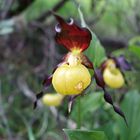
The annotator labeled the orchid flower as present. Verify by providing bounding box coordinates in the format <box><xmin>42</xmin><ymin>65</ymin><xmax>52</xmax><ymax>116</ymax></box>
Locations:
<box><xmin>34</xmin><ymin>14</ymin><xmax>131</xmax><ymax>125</ymax></box>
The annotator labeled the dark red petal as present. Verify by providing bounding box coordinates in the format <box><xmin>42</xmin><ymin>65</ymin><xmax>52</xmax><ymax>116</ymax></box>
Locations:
<box><xmin>100</xmin><ymin>60</ymin><xmax>109</xmax><ymax>71</ymax></box>
<box><xmin>94</xmin><ymin>69</ymin><xmax>105</xmax><ymax>88</ymax></box>
<box><xmin>103</xmin><ymin>88</ymin><xmax>128</xmax><ymax>126</ymax></box>
<box><xmin>43</xmin><ymin>53</ymin><xmax>69</xmax><ymax>87</ymax></box>
<box><xmin>33</xmin><ymin>91</ymin><xmax>44</xmax><ymax>109</ymax></box>
<box><xmin>114</xmin><ymin>55</ymin><xmax>132</xmax><ymax>71</ymax></box>
<box><xmin>80</xmin><ymin>54</ymin><xmax>93</xmax><ymax>69</ymax></box>
<box><xmin>42</xmin><ymin>75</ymin><xmax>52</xmax><ymax>87</ymax></box>
<box><xmin>54</xmin><ymin>14</ymin><xmax>92</xmax><ymax>52</ymax></box>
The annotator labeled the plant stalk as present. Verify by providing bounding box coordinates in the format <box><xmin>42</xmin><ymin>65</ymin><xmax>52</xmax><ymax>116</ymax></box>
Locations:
<box><xmin>77</xmin><ymin>97</ymin><xmax>81</xmax><ymax>129</ymax></box>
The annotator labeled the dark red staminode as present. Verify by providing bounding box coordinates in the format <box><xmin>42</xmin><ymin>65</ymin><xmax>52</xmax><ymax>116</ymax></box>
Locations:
<box><xmin>54</xmin><ymin>14</ymin><xmax>92</xmax><ymax>52</ymax></box>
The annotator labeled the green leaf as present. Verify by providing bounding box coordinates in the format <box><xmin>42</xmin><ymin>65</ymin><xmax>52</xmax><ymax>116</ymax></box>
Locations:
<box><xmin>115</xmin><ymin>90</ymin><xmax>140</xmax><ymax>140</ymax></box>
<box><xmin>98</xmin><ymin>122</ymin><xmax>116</xmax><ymax>140</ymax></box>
<box><xmin>64</xmin><ymin>129</ymin><xmax>108</xmax><ymax>140</ymax></box>
<box><xmin>129</xmin><ymin>36</ymin><xmax>140</xmax><ymax>59</ymax></box>
<box><xmin>71</xmin><ymin>92</ymin><xmax>103</xmax><ymax>123</ymax></box>
<box><xmin>78</xmin><ymin>7</ymin><xmax>106</xmax><ymax>68</ymax></box>
<box><xmin>85</xmin><ymin>34</ymin><xmax>106</xmax><ymax>68</ymax></box>
<box><xmin>58</xmin><ymin>1</ymin><xmax>77</xmax><ymax>17</ymax></box>
<box><xmin>22</xmin><ymin>0</ymin><xmax>58</xmax><ymax>21</ymax></box>
<box><xmin>14</xmin><ymin>110</ymin><xmax>35</xmax><ymax>140</ymax></box>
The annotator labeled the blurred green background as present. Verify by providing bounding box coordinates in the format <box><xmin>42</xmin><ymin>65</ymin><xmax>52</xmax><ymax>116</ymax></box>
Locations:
<box><xmin>0</xmin><ymin>0</ymin><xmax>140</xmax><ymax>140</ymax></box>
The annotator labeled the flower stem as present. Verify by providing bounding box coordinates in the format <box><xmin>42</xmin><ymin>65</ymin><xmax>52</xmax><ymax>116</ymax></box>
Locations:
<box><xmin>77</xmin><ymin>97</ymin><xmax>81</xmax><ymax>129</ymax></box>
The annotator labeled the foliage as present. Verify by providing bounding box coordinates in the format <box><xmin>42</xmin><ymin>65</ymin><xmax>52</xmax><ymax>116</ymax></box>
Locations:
<box><xmin>0</xmin><ymin>0</ymin><xmax>140</xmax><ymax>140</ymax></box>
<box><xmin>98</xmin><ymin>90</ymin><xmax>140</xmax><ymax>140</ymax></box>
<box><xmin>115</xmin><ymin>90</ymin><xmax>140</xmax><ymax>140</ymax></box>
<box><xmin>70</xmin><ymin>92</ymin><xmax>103</xmax><ymax>127</ymax></box>
<box><xmin>78</xmin><ymin>7</ymin><xmax>106</xmax><ymax>68</ymax></box>
<box><xmin>64</xmin><ymin>129</ymin><xmax>108</xmax><ymax>140</ymax></box>
<box><xmin>129</xmin><ymin>36</ymin><xmax>140</xmax><ymax>59</ymax></box>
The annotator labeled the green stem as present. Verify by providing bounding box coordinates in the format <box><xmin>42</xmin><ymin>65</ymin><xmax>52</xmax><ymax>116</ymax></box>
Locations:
<box><xmin>77</xmin><ymin>97</ymin><xmax>81</xmax><ymax>129</ymax></box>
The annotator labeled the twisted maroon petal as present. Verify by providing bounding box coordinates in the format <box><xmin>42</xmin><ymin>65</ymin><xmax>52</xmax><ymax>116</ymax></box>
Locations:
<box><xmin>80</xmin><ymin>54</ymin><xmax>93</xmax><ymax>69</ymax></box>
<box><xmin>94</xmin><ymin>69</ymin><xmax>105</xmax><ymax>88</ymax></box>
<box><xmin>42</xmin><ymin>75</ymin><xmax>53</xmax><ymax>87</ymax></box>
<box><xmin>114</xmin><ymin>55</ymin><xmax>132</xmax><ymax>71</ymax></box>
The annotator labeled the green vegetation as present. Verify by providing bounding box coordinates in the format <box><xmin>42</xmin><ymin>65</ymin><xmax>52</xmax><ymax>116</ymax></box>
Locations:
<box><xmin>0</xmin><ymin>0</ymin><xmax>140</xmax><ymax>139</ymax></box>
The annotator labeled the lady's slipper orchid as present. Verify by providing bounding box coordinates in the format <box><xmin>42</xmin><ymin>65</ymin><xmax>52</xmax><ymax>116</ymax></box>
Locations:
<box><xmin>94</xmin><ymin>55</ymin><xmax>131</xmax><ymax>125</ymax></box>
<box><xmin>51</xmin><ymin>14</ymin><xmax>93</xmax><ymax>96</ymax></box>
<box><xmin>34</xmin><ymin>13</ymin><xmax>131</xmax><ymax>125</ymax></box>
<box><xmin>100</xmin><ymin>55</ymin><xmax>132</xmax><ymax>89</ymax></box>
<box><xmin>34</xmin><ymin>14</ymin><xmax>93</xmax><ymax>107</ymax></box>
<box><xmin>54</xmin><ymin>14</ymin><xmax>93</xmax><ymax>69</ymax></box>
<box><xmin>102</xmin><ymin>58</ymin><xmax>125</xmax><ymax>88</ymax></box>
<box><xmin>103</xmin><ymin>67</ymin><xmax>124</xmax><ymax>88</ymax></box>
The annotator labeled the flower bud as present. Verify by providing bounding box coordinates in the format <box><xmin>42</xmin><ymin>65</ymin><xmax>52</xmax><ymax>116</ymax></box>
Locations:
<box><xmin>42</xmin><ymin>93</ymin><xmax>64</xmax><ymax>106</ymax></box>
